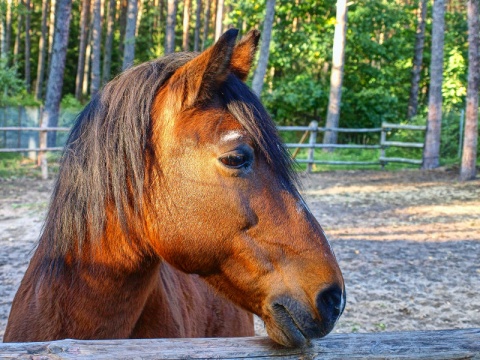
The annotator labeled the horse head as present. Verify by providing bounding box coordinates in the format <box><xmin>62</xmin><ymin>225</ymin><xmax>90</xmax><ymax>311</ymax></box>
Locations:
<box><xmin>147</xmin><ymin>29</ymin><xmax>345</xmax><ymax>347</ymax></box>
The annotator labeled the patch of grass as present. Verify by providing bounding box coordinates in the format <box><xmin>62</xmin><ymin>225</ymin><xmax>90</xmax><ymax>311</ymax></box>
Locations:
<box><xmin>0</xmin><ymin>153</ymin><xmax>60</xmax><ymax>179</ymax></box>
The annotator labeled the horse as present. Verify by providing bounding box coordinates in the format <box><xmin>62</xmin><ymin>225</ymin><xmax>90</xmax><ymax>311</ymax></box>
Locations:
<box><xmin>4</xmin><ymin>29</ymin><xmax>345</xmax><ymax>347</ymax></box>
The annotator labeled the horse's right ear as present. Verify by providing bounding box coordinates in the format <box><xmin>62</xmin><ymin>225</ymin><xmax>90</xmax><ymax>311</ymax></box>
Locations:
<box><xmin>167</xmin><ymin>29</ymin><xmax>239</xmax><ymax>108</ymax></box>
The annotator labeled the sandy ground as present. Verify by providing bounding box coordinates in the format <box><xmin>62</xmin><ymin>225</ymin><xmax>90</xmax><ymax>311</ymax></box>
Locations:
<box><xmin>1</xmin><ymin>169</ymin><xmax>479</xmax><ymax>341</ymax></box>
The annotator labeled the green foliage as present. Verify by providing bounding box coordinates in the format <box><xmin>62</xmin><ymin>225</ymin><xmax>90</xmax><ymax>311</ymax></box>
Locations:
<box><xmin>0</xmin><ymin>61</ymin><xmax>26</xmax><ymax>106</ymax></box>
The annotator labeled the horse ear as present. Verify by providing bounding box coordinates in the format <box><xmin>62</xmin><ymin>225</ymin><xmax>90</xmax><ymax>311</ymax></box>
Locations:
<box><xmin>230</xmin><ymin>30</ymin><xmax>260</xmax><ymax>81</ymax></box>
<box><xmin>168</xmin><ymin>28</ymin><xmax>239</xmax><ymax>107</ymax></box>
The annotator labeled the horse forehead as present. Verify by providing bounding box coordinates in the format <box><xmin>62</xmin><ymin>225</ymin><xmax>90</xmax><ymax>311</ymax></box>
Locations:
<box><xmin>173</xmin><ymin>109</ymin><xmax>245</xmax><ymax>144</ymax></box>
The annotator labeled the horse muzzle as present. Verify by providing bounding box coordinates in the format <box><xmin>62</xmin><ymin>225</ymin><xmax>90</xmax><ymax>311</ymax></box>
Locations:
<box><xmin>265</xmin><ymin>285</ymin><xmax>346</xmax><ymax>347</ymax></box>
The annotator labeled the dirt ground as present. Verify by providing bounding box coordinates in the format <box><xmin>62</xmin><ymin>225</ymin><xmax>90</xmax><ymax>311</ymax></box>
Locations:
<box><xmin>0</xmin><ymin>169</ymin><xmax>479</xmax><ymax>341</ymax></box>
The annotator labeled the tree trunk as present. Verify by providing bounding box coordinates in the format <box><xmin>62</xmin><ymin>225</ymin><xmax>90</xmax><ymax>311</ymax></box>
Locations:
<box><xmin>118</xmin><ymin>0</ymin><xmax>128</xmax><ymax>60</ymax></box>
<box><xmin>47</xmin><ymin>0</ymin><xmax>56</xmax><ymax>65</ymax></box>
<box><xmin>102</xmin><ymin>0</ymin><xmax>115</xmax><ymax>85</ymax></box>
<box><xmin>82</xmin><ymin>16</ymin><xmax>92</xmax><ymax>97</ymax></box>
<box><xmin>35</xmin><ymin>0</ymin><xmax>49</xmax><ymax>100</ymax></box>
<box><xmin>164</xmin><ymin>0</ymin><xmax>178</xmax><ymax>54</ymax></box>
<box><xmin>423</xmin><ymin>0</ymin><xmax>446</xmax><ymax>169</ymax></box>
<box><xmin>201</xmin><ymin>0</ymin><xmax>211</xmax><ymax>50</ymax></box>
<box><xmin>13</xmin><ymin>0</ymin><xmax>23</xmax><ymax>64</ymax></box>
<box><xmin>122</xmin><ymin>0</ymin><xmax>138</xmax><ymax>70</ymax></box>
<box><xmin>323</xmin><ymin>0</ymin><xmax>347</xmax><ymax>148</ymax></box>
<box><xmin>75</xmin><ymin>0</ymin><xmax>90</xmax><ymax>100</ymax></box>
<box><xmin>407</xmin><ymin>0</ymin><xmax>427</xmax><ymax>120</ymax></box>
<box><xmin>44</xmin><ymin>0</ymin><xmax>72</xmax><ymax>147</ymax></box>
<box><xmin>214</xmin><ymin>0</ymin><xmax>223</xmax><ymax>41</ymax></box>
<box><xmin>182</xmin><ymin>0</ymin><xmax>191</xmax><ymax>51</ymax></box>
<box><xmin>0</xmin><ymin>5</ymin><xmax>6</xmax><ymax>61</ymax></box>
<box><xmin>460</xmin><ymin>0</ymin><xmax>479</xmax><ymax>181</ymax></box>
<box><xmin>90</xmin><ymin>0</ymin><xmax>102</xmax><ymax>95</ymax></box>
<box><xmin>3</xmin><ymin>0</ymin><xmax>13</xmax><ymax>63</ymax></box>
<box><xmin>251</xmin><ymin>0</ymin><xmax>276</xmax><ymax>96</ymax></box>
<box><xmin>193</xmin><ymin>0</ymin><xmax>201</xmax><ymax>52</ymax></box>
<box><xmin>24</xmin><ymin>0</ymin><xmax>31</xmax><ymax>92</ymax></box>
<box><xmin>135</xmin><ymin>0</ymin><xmax>144</xmax><ymax>37</ymax></box>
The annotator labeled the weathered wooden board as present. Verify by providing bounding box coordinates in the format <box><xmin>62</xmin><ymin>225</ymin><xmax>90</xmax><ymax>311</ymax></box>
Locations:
<box><xmin>0</xmin><ymin>328</ymin><xmax>479</xmax><ymax>360</ymax></box>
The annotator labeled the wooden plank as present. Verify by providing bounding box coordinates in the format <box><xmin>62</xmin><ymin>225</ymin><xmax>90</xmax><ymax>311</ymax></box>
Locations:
<box><xmin>0</xmin><ymin>329</ymin><xmax>478</xmax><ymax>359</ymax></box>
<box><xmin>278</xmin><ymin>126</ymin><xmax>382</xmax><ymax>133</ymax></box>
<box><xmin>0</xmin><ymin>147</ymin><xmax>64</xmax><ymax>152</ymax></box>
<box><xmin>296</xmin><ymin>159</ymin><xmax>380</xmax><ymax>165</ymax></box>
<box><xmin>0</xmin><ymin>127</ymin><xmax>70</xmax><ymax>131</ymax></box>
<box><xmin>382</xmin><ymin>123</ymin><xmax>427</xmax><ymax>131</ymax></box>
<box><xmin>380</xmin><ymin>156</ymin><xmax>423</xmax><ymax>165</ymax></box>
<box><xmin>285</xmin><ymin>143</ymin><xmax>380</xmax><ymax>149</ymax></box>
<box><xmin>382</xmin><ymin>141</ymin><xmax>424</xmax><ymax>148</ymax></box>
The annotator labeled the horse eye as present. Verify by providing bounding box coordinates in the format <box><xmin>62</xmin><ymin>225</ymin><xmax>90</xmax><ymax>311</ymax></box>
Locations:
<box><xmin>220</xmin><ymin>154</ymin><xmax>249</xmax><ymax>168</ymax></box>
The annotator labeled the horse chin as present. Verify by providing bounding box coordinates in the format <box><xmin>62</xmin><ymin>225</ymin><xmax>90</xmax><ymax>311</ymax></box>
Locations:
<box><xmin>263</xmin><ymin>296</ymin><xmax>335</xmax><ymax>348</ymax></box>
<box><xmin>265</xmin><ymin>317</ymin><xmax>308</xmax><ymax>348</ymax></box>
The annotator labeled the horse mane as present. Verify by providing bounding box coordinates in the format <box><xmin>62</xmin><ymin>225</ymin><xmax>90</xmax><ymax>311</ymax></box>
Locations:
<box><xmin>41</xmin><ymin>52</ymin><xmax>297</xmax><ymax>259</ymax></box>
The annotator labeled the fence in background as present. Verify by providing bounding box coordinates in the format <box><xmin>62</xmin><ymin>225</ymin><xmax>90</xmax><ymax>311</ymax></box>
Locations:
<box><xmin>1</xmin><ymin>121</ymin><xmax>428</xmax><ymax>178</ymax></box>
<box><xmin>278</xmin><ymin>121</ymin><xmax>427</xmax><ymax>171</ymax></box>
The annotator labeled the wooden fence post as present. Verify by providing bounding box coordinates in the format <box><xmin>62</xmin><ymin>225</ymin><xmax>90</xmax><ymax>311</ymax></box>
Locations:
<box><xmin>39</xmin><ymin>106</ymin><xmax>48</xmax><ymax>180</ymax></box>
<box><xmin>458</xmin><ymin>109</ymin><xmax>465</xmax><ymax>159</ymax></box>
<box><xmin>380</xmin><ymin>122</ymin><xmax>387</xmax><ymax>169</ymax></box>
<box><xmin>307</xmin><ymin>121</ymin><xmax>318</xmax><ymax>173</ymax></box>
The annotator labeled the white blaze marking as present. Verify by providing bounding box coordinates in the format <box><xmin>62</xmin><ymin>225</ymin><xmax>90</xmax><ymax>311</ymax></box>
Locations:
<box><xmin>221</xmin><ymin>131</ymin><xmax>243</xmax><ymax>143</ymax></box>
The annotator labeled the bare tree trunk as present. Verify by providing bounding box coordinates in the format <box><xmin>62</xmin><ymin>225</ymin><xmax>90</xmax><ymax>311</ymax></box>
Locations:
<box><xmin>75</xmin><ymin>0</ymin><xmax>90</xmax><ymax>100</ymax></box>
<box><xmin>3</xmin><ymin>0</ymin><xmax>13</xmax><ymax>63</ymax></box>
<box><xmin>407</xmin><ymin>0</ymin><xmax>427</xmax><ymax>120</ymax></box>
<box><xmin>47</xmin><ymin>0</ymin><xmax>56</xmax><ymax>64</ymax></box>
<box><xmin>214</xmin><ymin>0</ymin><xmax>223</xmax><ymax>41</ymax></box>
<box><xmin>251</xmin><ymin>0</ymin><xmax>276</xmax><ymax>96</ymax></box>
<box><xmin>122</xmin><ymin>0</ymin><xmax>138</xmax><ymax>70</ymax></box>
<box><xmin>323</xmin><ymin>0</ymin><xmax>347</xmax><ymax>147</ymax></box>
<box><xmin>0</xmin><ymin>4</ymin><xmax>6</xmax><ymax>61</ymax></box>
<box><xmin>118</xmin><ymin>0</ymin><xmax>128</xmax><ymax>59</ymax></box>
<box><xmin>423</xmin><ymin>0</ymin><xmax>446</xmax><ymax>169</ymax></box>
<box><xmin>24</xmin><ymin>0</ymin><xmax>31</xmax><ymax>92</ymax></box>
<box><xmin>82</xmin><ymin>16</ymin><xmax>92</xmax><ymax>97</ymax></box>
<box><xmin>135</xmin><ymin>0</ymin><xmax>144</xmax><ymax>37</ymax></box>
<box><xmin>460</xmin><ymin>0</ymin><xmax>479</xmax><ymax>181</ymax></box>
<box><xmin>35</xmin><ymin>0</ymin><xmax>49</xmax><ymax>100</ymax></box>
<box><xmin>182</xmin><ymin>0</ymin><xmax>191</xmax><ymax>51</ymax></box>
<box><xmin>44</xmin><ymin>0</ymin><xmax>72</xmax><ymax>147</ymax></box>
<box><xmin>201</xmin><ymin>0</ymin><xmax>210</xmax><ymax>50</ymax></box>
<box><xmin>102</xmin><ymin>0</ymin><xmax>115</xmax><ymax>85</ymax></box>
<box><xmin>164</xmin><ymin>0</ymin><xmax>178</xmax><ymax>54</ymax></box>
<box><xmin>193</xmin><ymin>0</ymin><xmax>201</xmax><ymax>52</ymax></box>
<box><xmin>13</xmin><ymin>0</ymin><xmax>23</xmax><ymax>64</ymax></box>
<box><xmin>90</xmin><ymin>0</ymin><xmax>102</xmax><ymax>95</ymax></box>
<box><xmin>155</xmin><ymin>0</ymin><xmax>165</xmax><ymax>56</ymax></box>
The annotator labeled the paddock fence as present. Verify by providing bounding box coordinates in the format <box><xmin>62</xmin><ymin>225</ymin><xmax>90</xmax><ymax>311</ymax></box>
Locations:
<box><xmin>1</xmin><ymin>107</ymin><xmax>427</xmax><ymax>178</ymax></box>
<box><xmin>0</xmin><ymin>328</ymin><xmax>479</xmax><ymax>359</ymax></box>
<box><xmin>278</xmin><ymin>121</ymin><xmax>426</xmax><ymax>171</ymax></box>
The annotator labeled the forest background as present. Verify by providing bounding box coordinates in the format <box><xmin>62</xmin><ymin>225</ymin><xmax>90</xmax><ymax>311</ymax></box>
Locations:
<box><xmin>0</xmin><ymin>0</ymin><xmax>475</xmax><ymax>169</ymax></box>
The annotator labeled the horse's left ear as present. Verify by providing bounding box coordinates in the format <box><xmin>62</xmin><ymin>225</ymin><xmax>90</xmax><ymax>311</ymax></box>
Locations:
<box><xmin>230</xmin><ymin>29</ymin><xmax>261</xmax><ymax>81</ymax></box>
<box><xmin>167</xmin><ymin>28</ymin><xmax>239</xmax><ymax>108</ymax></box>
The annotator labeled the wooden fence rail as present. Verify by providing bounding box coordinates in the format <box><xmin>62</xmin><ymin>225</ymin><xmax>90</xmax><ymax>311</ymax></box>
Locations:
<box><xmin>0</xmin><ymin>122</ymin><xmax>427</xmax><ymax>178</ymax></box>
<box><xmin>0</xmin><ymin>328</ymin><xmax>478</xmax><ymax>359</ymax></box>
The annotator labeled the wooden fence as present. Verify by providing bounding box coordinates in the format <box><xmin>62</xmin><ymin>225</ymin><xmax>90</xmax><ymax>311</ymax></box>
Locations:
<box><xmin>0</xmin><ymin>328</ymin><xmax>478</xmax><ymax>359</ymax></box>
<box><xmin>0</xmin><ymin>122</ymin><xmax>426</xmax><ymax>179</ymax></box>
<box><xmin>278</xmin><ymin>121</ymin><xmax>426</xmax><ymax>172</ymax></box>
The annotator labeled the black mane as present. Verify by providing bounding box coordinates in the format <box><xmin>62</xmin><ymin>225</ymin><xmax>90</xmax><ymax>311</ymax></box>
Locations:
<box><xmin>42</xmin><ymin>53</ymin><xmax>297</xmax><ymax>257</ymax></box>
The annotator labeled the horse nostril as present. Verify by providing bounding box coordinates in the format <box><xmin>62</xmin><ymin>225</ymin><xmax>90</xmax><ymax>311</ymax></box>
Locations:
<box><xmin>316</xmin><ymin>285</ymin><xmax>344</xmax><ymax>324</ymax></box>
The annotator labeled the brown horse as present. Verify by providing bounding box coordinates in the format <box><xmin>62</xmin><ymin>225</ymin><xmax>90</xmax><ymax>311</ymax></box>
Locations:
<box><xmin>4</xmin><ymin>29</ymin><xmax>345</xmax><ymax>347</ymax></box>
